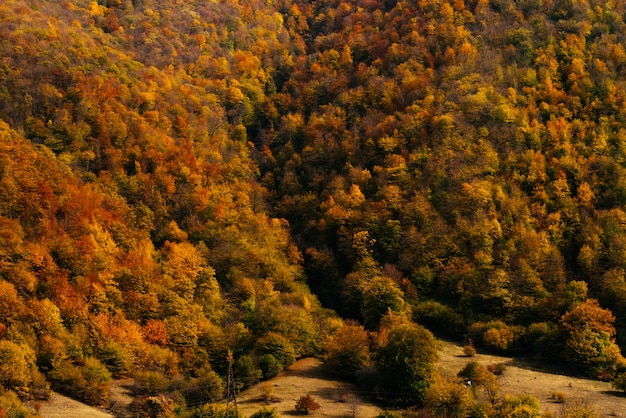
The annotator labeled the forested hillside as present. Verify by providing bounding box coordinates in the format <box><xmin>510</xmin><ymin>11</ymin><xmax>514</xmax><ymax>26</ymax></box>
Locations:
<box><xmin>3</xmin><ymin>0</ymin><xmax>626</xmax><ymax>416</ymax></box>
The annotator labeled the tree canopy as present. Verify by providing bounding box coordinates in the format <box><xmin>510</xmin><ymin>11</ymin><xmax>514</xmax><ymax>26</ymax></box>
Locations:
<box><xmin>3</xmin><ymin>0</ymin><xmax>626</xmax><ymax>413</ymax></box>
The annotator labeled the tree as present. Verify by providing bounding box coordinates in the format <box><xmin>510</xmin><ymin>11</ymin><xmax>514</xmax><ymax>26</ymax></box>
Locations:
<box><xmin>424</xmin><ymin>374</ymin><xmax>472</xmax><ymax>418</ymax></box>
<box><xmin>324</xmin><ymin>323</ymin><xmax>371</xmax><ymax>379</ymax></box>
<box><xmin>255</xmin><ymin>332</ymin><xmax>296</xmax><ymax>369</ymax></box>
<box><xmin>360</xmin><ymin>276</ymin><xmax>405</xmax><ymax>330</ymax></box>
<box><xmin>0</xmin><ymin>340</ymin><xmax>34</xmax><ymax>394</ymax></box>
<box><xmin>258</xmin><ymin>354</ymin><xmax>282</xmax><ymax>379</ymax></box>
<box><xmin>374</xmin><ymin>322</ymin><xmax>439</xmax><ymax>404</ymax></box>
<box><xmin>560</xmin><ymin>299</ymin><xmax>625</xmax><ymax>378</ymax></box>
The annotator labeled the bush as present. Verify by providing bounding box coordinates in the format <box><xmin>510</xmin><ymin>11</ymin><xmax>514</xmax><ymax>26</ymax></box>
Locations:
<box><xmin>613</xmin><ymin>371</ymin><xmax>626</xmax><ymax>393</ymax></box>
<box><xmin>457</xmin><ymin>362</ymin><xmax>486</xmax><ymax>383</ymax></box>
<box><xmin>295</xmin><ymin>394</ymin><xmax>321</xmax><ymax>415</ymax></box>
<box><xmin>250</xmin><ymin>407</ymin><xmax>279</xmax><ymax>418</ymax></box>
<box><xmin>133</xmin><ymin>370</ymin><xmax>170</xmax><ymax>395</ymax></box>
<box><xmin>260</xmin><ymin>382</ymin><xmax>276</xmax><ymax>403</ymax></box>
<box><xmin>487</xmin><ymin>363</ymin><xmax>507</xmax><ymax>376</ymax></box>
<box><xmin>468</xmin><ymin>321</ymin><xmax>523</xmax><ymax>353</ymax></box>
<box><xmin>561</xmin><ymin>400</ymin><xmax>600</xmax><ymax>418</ymax></box>
<box><xmin>500</xmin><ymin>393</ymin><xmax>541</xmax><ymax>417</ymax></box>
<box><xmin>463</xmin><ymin>345</ymin><xmax>477</xmax><ymax>357</ymax></box>
<box><xmin>552</xmin><ymin>392</ymin><xmax>567</xmax><ymax>403</ymax></box>
<box><xmin>129</xmin><ymin>394</ymin><xmax>177</xmax><ymax>418</ymax></box>
<box><xmin>521</xmin><ymin>322</ymin><xmax>561</xmax><ymax>360</ymax></box>
<box><xmin>189</xmin><ymin>403</ymin><xmax>242</xmax><ymax>418</ymax></box>
<box><xmin>259</xmin><ymin>354</ymin><xmax>283</xmax><ymax>379</ymax></box>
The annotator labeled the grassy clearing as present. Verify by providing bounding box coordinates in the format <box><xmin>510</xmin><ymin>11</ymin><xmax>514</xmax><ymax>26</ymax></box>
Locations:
<box><xmin>234</xmin><ymin>357</ymin><xmax>383</xmax><ymax>417</ymax></box>
<box><xmin>37</xmin><ymin>392</ymin><xmax>114</xmax><ymax>418</ymax></box>
<box><xmin>438</xmin><ymin>340</ymin><xmax>626</xmax><ymax>417</ymax></box>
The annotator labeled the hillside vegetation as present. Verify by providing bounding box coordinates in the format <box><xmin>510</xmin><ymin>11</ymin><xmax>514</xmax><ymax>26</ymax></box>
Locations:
<box><xmin>2</xmin><ymin>0</ymin><xmax>626</xmax><ymax>416</ymax></box>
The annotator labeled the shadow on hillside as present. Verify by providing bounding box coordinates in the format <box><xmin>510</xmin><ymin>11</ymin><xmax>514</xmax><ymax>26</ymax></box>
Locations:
<box><xmin>601</xmin><ymin>389</ymin><xmax>626</xmax><ymax>398</ymax></box>
<box><xmin>504</xmin><ymin>357</ymin><xmax>586</xmax><ymax>378</ymax></box>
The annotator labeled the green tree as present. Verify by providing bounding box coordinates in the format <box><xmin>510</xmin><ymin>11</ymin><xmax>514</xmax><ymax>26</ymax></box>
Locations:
<box><xmin>361</xmin><ymin>276</ymin><xmax>405</xmax><ymax>330</ymax></box>
<box><xmin>375</xmin><ymin>322</ymin><xmax>439</xmax><ymax>404</ymax></box>
<box><xmin>255</xmin><ymin>332</ymin><xmax>296</xmax><ymax>369</ymax></box>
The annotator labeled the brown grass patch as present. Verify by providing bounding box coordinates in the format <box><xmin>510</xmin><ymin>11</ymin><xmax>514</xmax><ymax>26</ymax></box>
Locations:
<box><xmin>438</xmin><ymin>340</ymin><xmax>626</xmax><ymax>417</ymax></box>
<box><xmin>234</xmin><ymin>357</ymin><xmax>382</xmax><ymax>417</ymax></box>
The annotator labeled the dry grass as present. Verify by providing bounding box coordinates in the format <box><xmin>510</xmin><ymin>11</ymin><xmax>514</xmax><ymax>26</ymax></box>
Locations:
<box><xmin>438</xmin><ymin>340</ymin><xmax>626</xmax><ymax>417</ymax></box>
<box><xmin>234</xmin><ymin>357</ymin><xmax>382</xmax><ymax>417</ymax></box>
<box><xmin>37</xmin><ymin>392</ymin><xmax>114</xmax><ymax>418</ymax></box>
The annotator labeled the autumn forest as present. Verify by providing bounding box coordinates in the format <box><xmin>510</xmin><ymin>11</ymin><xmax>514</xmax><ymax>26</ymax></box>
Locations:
<box><xmin>2</xmin><ymin>0</ymin><xmax>626</xmax><ymax>416</ymax></box>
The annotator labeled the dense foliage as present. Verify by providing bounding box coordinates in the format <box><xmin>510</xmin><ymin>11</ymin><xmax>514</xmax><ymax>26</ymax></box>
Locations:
<box><xmin>3</xmin><ymin>0</ymin><xmax>626</xmax><ymax>415</ymax></box>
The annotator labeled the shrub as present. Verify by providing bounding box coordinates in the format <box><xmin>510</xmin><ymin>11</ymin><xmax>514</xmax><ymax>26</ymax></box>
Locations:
<box><xmin>468</xmin><ymin>321</ymin><xmax>523</xmax><ymax>353</ymax></box>
<box><xmin>561</xmin><ymin>400</ymin><xmax>600</xmax><ymax>418</ymax></box>
<box><xmin>487</xmin><ymin>363</ymin><xmax>507</xmax><ymax>376</ymax></box>
<box><xmin>501</xmin><ymin>393</ymin><xmax>541</xmax><ymax>418</ymax></box>
<box><xmin>463</xmin><ymin>345</ymin><xmax>477</xmax><ymax>357</ymax></box>
<box><xmin>552</xmin><ymin>392</ymin><xmax>567</xmax><ymax>403</ymax></box>
<box><xmin>295</xmin><ymin>394</ymin><xmax>321</xmax><ymax>414</ymax></box>
<box><xmin>522</xmin><ymin>322</ymin><xmax>560</xmax><ymax>359</ymax></box>
<box><xmin>189</xmin><ymin>403</ymin><xmax>241</xmax><ymax>418</ymax></box>
<box><xmin>250</xmin><ymin>407</ymin><xmax>279</xmax><ymax>418</ymax></box>
<box><xmin>457</xmin><ymin>362</ymin><xmax>486</xmax><ymax>383</ymax></box>
<box><xmin>133</xmin><ymin>370</ymin><xmax>170</xmax><ymax>395</ymax></box>
<box><xmin>613</xmin><ymin>371</ymin><xmax>626</xmax><ymax>393</ymax></box>
<box><xmin>483</xmin><ymin>327</ymin><xmax>516</xmax><ymax>352</ymax></box>
<box><xmin>375</xmin><ymin>412</ymin><xmax>403</xmax><ymax>418</ymax></box>
<box><xmin>129</xmin><ymin>394</ymin><xmax>177</xmax><ymax>418</ymax></box>
<box><xmin>260</xmin><ymin>382</ymin><xmax>276</xmax><ymax>403</ymax></box>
